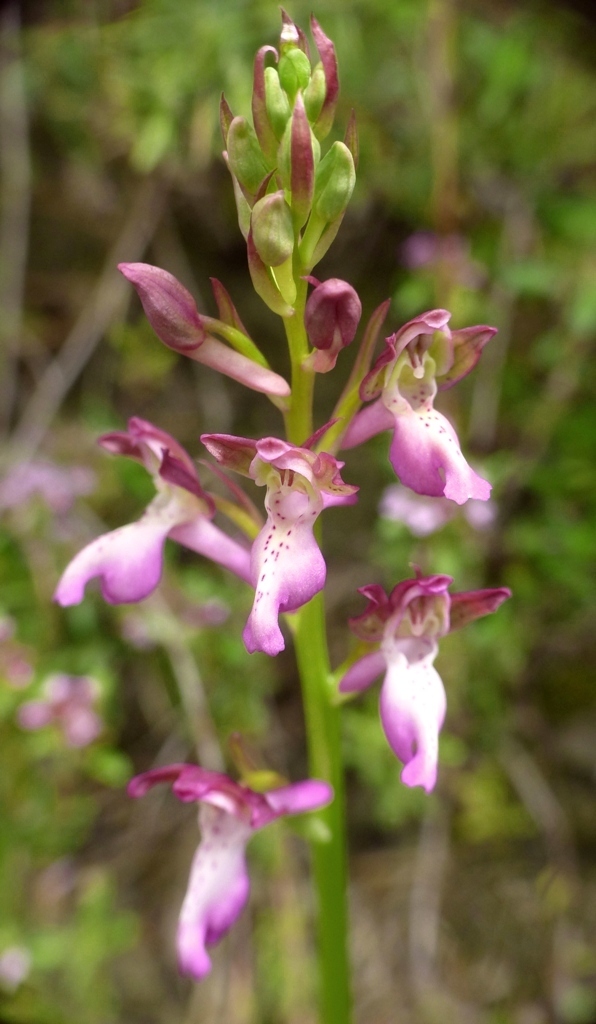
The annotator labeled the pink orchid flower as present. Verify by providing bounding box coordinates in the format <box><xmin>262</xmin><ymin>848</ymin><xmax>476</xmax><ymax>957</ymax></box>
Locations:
<box><xmin>54</xmin><ymin>418</ymin><xmax>251</xmax><ymax>607</ymax></box>
<box><xmin>340</xmin><ymin>574</ymin><xmax>510</xmax><ymax>792</ymax></box>
<box><xmin>128</xmin><ymin>764</ymin><xmax>333</xmax><ymax>980</ymax></box>
<box><xmin>342</xmin><ymin>309</ymin><xmax>497</xmax><ymax>504</ymax></box>
<box><xmin>201</xmin><ymin>434</ymin><xmax>358</xmax><ymax>656</ymax></box>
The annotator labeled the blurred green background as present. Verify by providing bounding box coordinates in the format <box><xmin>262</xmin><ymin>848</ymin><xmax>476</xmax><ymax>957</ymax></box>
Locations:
<box><xmin>1</xmin><ymin>0</ymin><xmax>595</xmax><ymax>1021</ymax></box>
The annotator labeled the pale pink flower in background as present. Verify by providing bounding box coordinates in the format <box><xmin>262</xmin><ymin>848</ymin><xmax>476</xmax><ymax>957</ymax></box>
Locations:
<box><xmin>17</xmin><ymin>673</ymin><xmax>102</xmax><ymax>747</ymax></box>
<box><xmin>379</xmin><ymin>483</ymin><xmax>496</xmax><ymax>537</ymax></box>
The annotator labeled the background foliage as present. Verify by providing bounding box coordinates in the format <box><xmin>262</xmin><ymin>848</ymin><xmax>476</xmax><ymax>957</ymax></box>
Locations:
<box><xmin>1</xmin><ymin>0</ymin><xmax>595</xmax><ymax>1021</ymax></box>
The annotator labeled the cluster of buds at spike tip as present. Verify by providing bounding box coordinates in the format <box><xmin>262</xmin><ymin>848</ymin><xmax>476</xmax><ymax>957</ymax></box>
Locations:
<box><xmin>340</xmin><ymin>574</ymin><xmax>511</xmax><ymax>792</ymax></box>
<box><xmin>220</xmin><ymin>12</ymin><xmax>357</xmax><ymax>315</ymax></box>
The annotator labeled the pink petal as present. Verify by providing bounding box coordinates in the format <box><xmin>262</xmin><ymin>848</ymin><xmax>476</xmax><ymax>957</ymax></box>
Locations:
<box><xmin>243</xmin><ymin>516</ymin><xmax>326</xmax><ymax>656</ymax></box>
<box><xmin>341</xmin><ymin>398</ymin><xmax>395</xmax><ymax>450</ymax></box>
<box><xmin>388</xmin><ymin>405</ymin><xmax>491</xmax><ymax>504</ymax></box>
<box><xmin>177</xmin><ymin>805</ymin><xmax>251</xmax><ymax>980</ymax></box>
<box><xmin>263</xmin><ymin>779</ymin><xmax>333</xmax><ymax>819</ymax></box>
<box><xmin>54</xmin><ymin>517</ymin><xmax>172</xmax><ymax>606</ymax></box>
<box><xmin>378</xmin><ymin>637</ymin><xmax>446</xmax><ymax>793</ymax></box>
<box><xmin>171</xmin><ymin>517</ymin><xmax>252</xmax><ymax>584</ymax></box>
<box><xmin>339</xmin><ymin>651</ymin><xmax>386</xmax><ymax>693</ymax></box>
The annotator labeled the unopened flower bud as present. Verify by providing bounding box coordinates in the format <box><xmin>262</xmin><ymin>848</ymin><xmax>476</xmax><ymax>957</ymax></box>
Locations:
<box><xmin>304</xmin><ymin>276</ymin><xmax>362</xmax><ymax>372</ymax></box>
<box><xmin>118</xmin><ymin>263</ymin><xmax>204</xmax><ymax>353</ymax></box>
<box><xmin>278</xmin><ymin>47</ymin><xmax>311</xmax><ymax>102</ymax></box>
<box><xmin>303</xmin><ymin>66</ymin><xmax>326</xmax><ymax>124</ymax></box>
<box><xmin>251</xmin><ymin>191</ymin><xmax>294</xmax><ymax>267</ymax></box>
<box><xmin>314</xmin><ymin>141</ymin><xmax>355</xmax><ymax>223</ymax></box>
<box><xmin>226</xmin><ymin>116</ymin><xmax>270</xmax><ymax>197</ymax></box>
<box><xmin>310</xmin><ymin>17</ymin><xmax>339</xmax><ymax>141</ymax></box>
<box><xmin>264</xmin><ymin>66</ymin><xmax>291</xmax><ymax>139</ymax></box>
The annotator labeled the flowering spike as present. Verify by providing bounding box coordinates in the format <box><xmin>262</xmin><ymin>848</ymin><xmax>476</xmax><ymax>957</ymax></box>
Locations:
<box><xmin>252</xmin><ymin>46</ymin><xmax>279</xmax><ymax>165</ymax></box>
<box><xmin>340</xmin><ymin>575</ymin><xmax>510</xmax><ymax>791</ymax></box>
<box><xmin>304</xmin><ymin>277</ymin><xmax>362</xmax><ymax>372</ymax></box>
<box><xmin>128</xmin><ymin>763</ymin><xmax>332</xmax><ymax>980</ymax></box>
<box><xmin>310</xmin><ymin>16</ymin><xmax>339</xmax><ymax>141</ymax></box>
<box><xmin>290</xmin><ymin>93</ymin><xmax>315</xmax><ymax>228</ymax></box>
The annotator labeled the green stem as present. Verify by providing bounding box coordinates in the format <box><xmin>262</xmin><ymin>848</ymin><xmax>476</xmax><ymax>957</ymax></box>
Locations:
<box><xmin>294</xmin><ymin>592</ymin><xmax>352</xmax><ymax>1024</ymax></box>
<box><xmin>283</xmin><ymin>275</ymin><xmax>314</xmax><ymax>444</ymax></box>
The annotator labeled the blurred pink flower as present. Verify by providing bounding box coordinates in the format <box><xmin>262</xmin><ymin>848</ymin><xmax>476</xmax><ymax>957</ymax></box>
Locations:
<box><xmin>379</xmin><ymin>483</ymin><xmax>496</xmax><ymax>537</ymax></box>
<box><xmin>17</xmin><ymin>673</ymin><xmax>102</xmax><ymax>747</ymax></box>
<box><xmin>0</xmin><ymin>946</ymin><xmax>31</xmax><ymax>992</ymax></box>
<box><xmin>0</xmin><ymin>460</ymin><xmax>95</xmax><ymax>514</ymax></box>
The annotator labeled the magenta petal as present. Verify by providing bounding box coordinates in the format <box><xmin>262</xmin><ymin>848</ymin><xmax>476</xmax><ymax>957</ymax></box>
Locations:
<box><xmin>341</xmin><ymin>399</ymin><xmax>394</xmax><ymax>450</ymax></box>
<box><xmin>177</xmin><ymin>806</ymin><xmax>251</xmax><ymax>981</ymax></box>
<box><xmin>171</xmin><ymin>517</ymin><xmax>252</xmax><ymax>584</ymax></box>
<box><xmin>54</xmin><ymin>518</ymin><xmax>172</xmax><ymax>606</ymax></box>
<box><xmin>243</xmin><ymin>519</ymin><xmax>326</xmax><ymax>656</ymax></box>
<box><xmin>378</xmin><ymin>637</ymin><xmax>446</xmax><ymax>793</ymax></box>
<box><xmin>388</xmin><ymin>406</ymin><xmax>491</xmax><ymax>504</ymax></box>
<box><xmin>263</xmin><ymin>779</ymin><xmax>333</xmax><ymax>819</ymax></box>
<box><xmin>339</xmin><ymin>651</ymin><xmax>386</xmax><ymax>693</ymax></box>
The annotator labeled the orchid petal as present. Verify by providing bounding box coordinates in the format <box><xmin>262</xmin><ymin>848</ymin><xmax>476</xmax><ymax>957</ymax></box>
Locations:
<box><xmin>263</xmin><ymin>779</ymin><xmax>333</xmax><ymax>819</ymax></box>
<box><xmin>171</xmin><ymin>517</ymin><xmax>252</xmax><ymax>584</ymax></box>
<box><xmin>339</xmin><ymin>651</ymin><xmax>386</xmax><ymax>693</ymax></box>
<box><xmin>341</xmin><ymin>398</ymin><xmax>394</xmax><ymax>450</ymax></box>
<box><xmin>243</xmin><ymin>515</ymin><xmax>326</xmax><ymax>655</ymax></box>
<box><xmin>54</xmin><ymin>516</ymin><xmax>173</xmax><ymax>606</ymax></box>
<box><xmin>379</xmin><ymin>637</ymin><xmax>446</xmax><ymax>793</ymax></box>
<box><xmin>177</xmin><ymin>805</ymin><xmax>251</xmax><ymax>980</ymax></box>
<box><xmin>388</xmin><ymin>405</ymin><xmax>491</xmax><ymax>504</ymax></box>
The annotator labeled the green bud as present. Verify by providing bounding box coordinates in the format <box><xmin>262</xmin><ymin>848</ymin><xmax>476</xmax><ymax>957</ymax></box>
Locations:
<box><xmin>264</xmin><ymin>66</ymin><xmax>291</xmax><ymax>140</ymax></box>
<box><xmin>304</xmin><ymin>66</ymin><xmax>326</xmax><ymax>125</ymax></box>
<box><xmin>227</xmin><ymin>116</ymin><xmax>270</xmax><ymax>197</ymax></box>
<box><xmin>314</xmin><ymin>141</ymin><xmax>355</xmax><ymax>223</ymax></box>
<box><xmin>278</xmin><ymin>48</ymin><xmax>312</xmax><ymax>102</ymax></box>
<box><xmin>278</xmin><ymin>115</ymin><xmax>320</xmax><ymax>193</ymax></box>
<box><xmin>251</xmin><ymin>191</ymin><xmax>295</xmax><ymax>267</ymax></box>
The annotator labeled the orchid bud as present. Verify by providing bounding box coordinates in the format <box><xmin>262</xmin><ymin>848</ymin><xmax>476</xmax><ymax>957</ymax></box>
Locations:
<box><xmin>278</xmin><ymin>47</ymin><xmax>311</xmax><ymax>102</ymax></box>
<box><xmin>310</xmin><ymin>16</ymin><xmax>339</xmax><ymax>141</ymax></box>
<box><xmin>303</xmin><ymin>66</ymin><xmax>326</xmax><ymax>124</ymax></box>
<box><xmin>264</xmin><ymin>66</ymin><xmax>291</xmax><ymax>139</ymax></box>
<box><xmin>304</xmin><ymin>277</ymin><xmax>362</xmax><ymax>372</ymax></box>
<box><xmin>226</xmin><ymin>116</ymin><xmax>270</xmax><ymax>197</ymax></box>
<box><xmin>251</xmin><ymin>191</ymin><xmax>294</xmax><ymax>267</ymax></box>
<box><xmin>314</xmin><ymin>141</ymin><xmax>355</xmax><ymax>223</ymax></box>
<box><xmin>118</xmin><ymin>263</ymin><xmax>204</xmax><ymax>353</ymax></box>
<box><xmin>252</xmin><ymin>46</ymin><xmax>279</xmax><ymax>165</ymax></box>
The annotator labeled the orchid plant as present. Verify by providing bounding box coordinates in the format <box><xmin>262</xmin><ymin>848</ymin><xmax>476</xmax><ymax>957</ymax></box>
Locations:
<box><xmin>53</xmin><ymin>13</ymin><xmax>510</xmax><ymax>1024</ymax></box>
